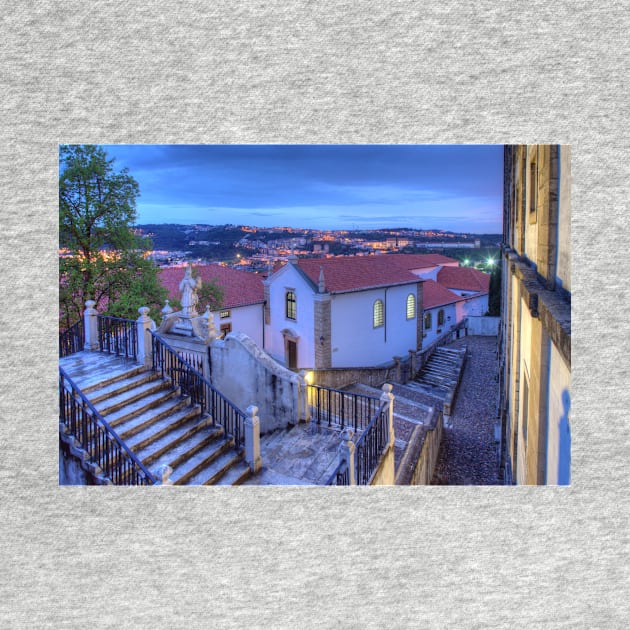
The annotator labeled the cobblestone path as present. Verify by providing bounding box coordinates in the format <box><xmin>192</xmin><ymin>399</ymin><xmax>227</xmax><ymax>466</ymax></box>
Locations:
<box><xmin>431</xmin><ymin>336</ymin><xmax>502</xmax><ymax>485</ymax></box>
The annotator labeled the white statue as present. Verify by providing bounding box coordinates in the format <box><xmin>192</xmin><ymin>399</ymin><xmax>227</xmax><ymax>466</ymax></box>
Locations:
<box><xmin>179</xmin><ymin>263</ymin><xmax>202</xmax><ymax>317</ymax></box>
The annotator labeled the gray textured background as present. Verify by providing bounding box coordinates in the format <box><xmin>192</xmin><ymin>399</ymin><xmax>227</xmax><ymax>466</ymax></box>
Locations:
<box><xmin>1</xmin><ymin>1</ymin><xmax>628</xmax><ymax>628</ymax></box>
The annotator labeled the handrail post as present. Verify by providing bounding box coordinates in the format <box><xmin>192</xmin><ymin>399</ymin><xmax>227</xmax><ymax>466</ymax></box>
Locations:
<box><xmin>244</xmin><ymin>405</ymin><xmax>262</xmax><ymax>473</ymax></box>
<box><xmin>154</xmin><ymin>464</ymin><xmax>174</xmax><ymax>486</ymax></box>
<box><xmin>137</xmin><ymin>307</ymin><xmax>155</xmax><ymax>368</ymax></box>
<box><xmin>298</xmin><ymin>370</ymin><xmax>310</xmax><ymax>423</ymax></box>
<box><xmin>83</xmin><ymin>300</ymin><xmax>99</xmax><ymax>351</ymax></box>
<box><xmin>337</xmin><ymin>428</ymin><xmax>356</xmax><ymax>485</ymax></box>
<box><xmin>381</xmin><ymin>383</ymin><xmax>395</xmax><ymax>449</ymax></box>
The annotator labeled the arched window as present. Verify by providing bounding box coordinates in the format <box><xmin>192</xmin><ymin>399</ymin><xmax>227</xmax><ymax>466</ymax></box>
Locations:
<box><xmin>373</xmin><ymin>299</ymin><xmax>384</xmax><ymax>328</ymax></box>
<box><xmin>437</xmin><ymin>309</ymin><xmax>445</xmax><ymax>327</ymax></box>
<box><xmin>406</xmin><ymin>294</ymin><xmax>416</xmax><ymax>320</ymax></box>
<box><xmin>286</xmin><ymin>290</ymin><xmax>297</xmax><ymax>320</ymax></box>
<box><xmin>424</xmin><ymin>311</ymin><xmax>432</xmax><ymax>330</ymax></box>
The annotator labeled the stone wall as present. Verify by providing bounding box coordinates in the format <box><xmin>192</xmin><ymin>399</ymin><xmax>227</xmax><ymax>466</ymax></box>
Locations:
<box><xmin>395</xmin><ymin>409</ymin><xmax>443</xmax><ymax>485</ymax></box>
<box><xmin>210</xmin><ymin>331</ymin><xmax>301</xmax><ymax>434</ymax></box>
<box><xmin>369</xmin><ymin>445</ymin><xmax>395</xmax><ymax>485</ymax></box>
<box><xmin>467</xmin><ymin>316</ymin><xmax>500</xmax><ymax>336</ymax></box>
<box><xmin>59</xmin><ymin>446</ymin><xmax>89</xmax><ymax>485</ymax></box>
<box><xmin>312</xmin><ymin>364</ymin><xmax>399</xmax><ymax>389</ymax></box>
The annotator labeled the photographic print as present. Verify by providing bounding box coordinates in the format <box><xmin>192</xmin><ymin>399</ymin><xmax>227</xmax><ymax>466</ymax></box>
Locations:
<box><xmin>58</xmin><ymin>144</ymin><xmax>570</xmax><ymax>486</ymax></box>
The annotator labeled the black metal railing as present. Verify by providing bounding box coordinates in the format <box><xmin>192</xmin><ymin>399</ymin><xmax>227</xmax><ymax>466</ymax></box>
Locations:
<box><xmin>354</xmin><ymin>401</ymin><xmax>390</xmax><ymax>485</ymax></box>
<box><xmin>307</xmin><ymin>384</ymin><xmax>380</xmax><ymax>432</ymax></box>
<box><xmin>59</xmin><ymin>319</ymin><xmax>84</xmax><ymax>358</ymax></box>
<box><xmin>59</xmin><ymin>367</ymin><xmax>156</xmax><ymax>485</ymax></box>
<box><xmin>325</xmin><ymin>460</ymin><xmax>350</xmax><ymax>486</ymax></box>
<box><xmin>98</xmin><ymin>315</ymin><xmax>137</xmax><ymax>360</ymax></box>
<box><xmin>150</xmin><ymin>332</ymin><xmax>245</xmax><ymax>448</ymax></box>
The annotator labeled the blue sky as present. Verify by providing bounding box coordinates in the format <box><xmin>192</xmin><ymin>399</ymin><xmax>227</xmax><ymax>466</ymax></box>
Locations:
<box><xmin>99</xmin><ymin>144</ymin><xmax>503</xmax><ymax>233</ymax></box>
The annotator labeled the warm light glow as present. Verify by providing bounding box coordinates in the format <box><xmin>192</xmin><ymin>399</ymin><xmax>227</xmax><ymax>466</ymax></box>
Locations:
<box><xmin>304</xmin><ymin>371</ymin><xmax>314</xmax><ymax>385</ymax></box>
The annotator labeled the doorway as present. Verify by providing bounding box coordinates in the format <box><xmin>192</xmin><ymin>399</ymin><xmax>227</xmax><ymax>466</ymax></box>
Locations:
<box><xmin>287</xmin><ymin>340</ymin><xmax>297</xmax><ymax>369</ymax></box>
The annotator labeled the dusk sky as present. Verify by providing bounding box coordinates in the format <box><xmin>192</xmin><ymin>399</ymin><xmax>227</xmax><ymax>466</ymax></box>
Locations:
<box><xmin>99</xmin><ymin>145</ymin><xmax>504</xmax><ymax>233</ymax></box>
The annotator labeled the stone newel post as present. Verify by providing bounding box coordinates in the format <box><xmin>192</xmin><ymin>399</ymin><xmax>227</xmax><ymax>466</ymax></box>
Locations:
<box><xmin>297</xmin><ymin>370</ymin><xmax>311</xmax><ymax>423</ymax></box>
<box><xmin>381</xmin><ymin>383</ymin><xmax>395</xmax><ymax>449</ymax></box>
<box><xmin>83</xmin><ymin>299</ymin><xmax>99</xmax><ymax>351</ymax></box>
<box><xmin>137</xmin><ymin>307</ymin><xmax>155</xmax><ymax>368</ymax></box>
<box><xmin>244</xmin><ymin>405</ymin><xmax>262</xmax><ymax>473</ymax></box>
<box><xmin>338</xmin><ymin>428</ymin><xmax>356</xmax><ymax>485</ymax></box>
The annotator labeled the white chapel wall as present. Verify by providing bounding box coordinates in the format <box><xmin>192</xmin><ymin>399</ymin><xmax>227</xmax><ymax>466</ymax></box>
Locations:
<box><xmin>330</xmin><ymin>284</ymin><xmax>418</xmax><ymax>367</ymax></box>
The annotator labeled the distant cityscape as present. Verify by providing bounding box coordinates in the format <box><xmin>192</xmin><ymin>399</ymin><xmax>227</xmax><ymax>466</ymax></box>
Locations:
<box><xmin>131</xmin><ymin>223</ymin><xmax>502</xmax><ymax>272</ymax></box>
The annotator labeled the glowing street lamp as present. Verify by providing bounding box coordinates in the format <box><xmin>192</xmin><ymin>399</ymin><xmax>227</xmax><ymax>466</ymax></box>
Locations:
<box><xmin>486</xmin><ymin>258</ymin><xmax>495</xmax><ymax>267</ymax></box>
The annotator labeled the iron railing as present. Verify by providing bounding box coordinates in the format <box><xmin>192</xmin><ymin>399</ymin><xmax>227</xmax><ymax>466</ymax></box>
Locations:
<box><xmin>59</xmin><ymin>319</ymin><xmax>84</xmax><ymax>358</ymax></box>
<box><xmin>354</xmin><ymin>401</ymin><xmax>389</xmax><ymax>485</ymax></box>
<box><xmin>307</xmin><ymin>384</ymin><xmax>380</xmax><ymax>432</ymax></box>
<box><xmin>325</xmin><ymin>460</ymin><xmax>350</xmax><ymax>486</ymax></box>
<box><xmin>98</xmin><ymin>315</ymin><xmax>137</xmax><ymax>360</ymax></box>
<box><xmin>150</xmin><ymin>332</ymin><xmax>245</xmax><ymax>448</ymax></box>
<box><xmin>59</xmin><ymin>367</ymin><xmax>156</xmax><ymax>485</ymax></box>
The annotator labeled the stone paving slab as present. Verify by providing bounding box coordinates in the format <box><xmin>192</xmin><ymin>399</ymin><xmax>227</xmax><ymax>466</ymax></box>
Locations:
<box><xmin>431</xmin><ymin>336</ymin><xmax>501</xmax><ymax>485</ymax></box>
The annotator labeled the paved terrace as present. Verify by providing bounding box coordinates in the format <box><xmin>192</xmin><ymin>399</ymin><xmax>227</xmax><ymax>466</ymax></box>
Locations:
<box><xmin>431</xmin><ymin>336</ymin><xmax>501</xmax><ymax>485</ymax></box>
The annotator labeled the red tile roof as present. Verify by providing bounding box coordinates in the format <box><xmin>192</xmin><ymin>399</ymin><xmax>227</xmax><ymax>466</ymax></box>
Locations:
<box><xmin>159</xmin><ymin>265</ymin><xmax>264</xmax><ymax>309</ymax></box>
<box><xmin>295</xmin><ymin>257</ymin><xmax>421</xmax><ymax>294</ymax></box>
<box><xmin>292</xmin><ymin>254</ymin><xmax>460</xmax><ymax>294</ymax></box>
<box><xmin>422</xmin><ymin>280</ymin><xmax>463</xmax><ymax>309</ymax></box>
<box><xmin>437</xmin><ymin>266</ymin><xmax>490</xmax><ymax>293</ymax></box>
<box><xmin>378</xmin><ymin>253</ymin><xmax>459</xmax><ymax>269</ymax></box>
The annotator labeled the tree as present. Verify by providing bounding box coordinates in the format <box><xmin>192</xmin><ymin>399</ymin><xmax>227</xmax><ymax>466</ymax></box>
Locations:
<box><xmin>487</xmin><ymin>263</ymin><xmax>501</xmax><ymax>316</ymax></box>
<box><xmin>59</xmin><ymin>145</ymin><xmax>167</xmax><ymax>328</ymax></box>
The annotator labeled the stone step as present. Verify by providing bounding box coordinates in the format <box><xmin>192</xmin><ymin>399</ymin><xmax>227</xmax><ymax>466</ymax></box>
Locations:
<box><xmin>139</xmin><ymin>421</ymin><xmax>224</xmax><ymax>469</ymax></box>
<box><xmin>426</xmin><ymin>358</ymin><xmax>459</xmax><ymax>369</ymax></box>
<box><xmin>69</xmin><ymin>360</ymin><xmax>146</xmax><ymax>394</ymax></box>
<box><xmin>102</xmin><ymin>388</ymin><xmax>181</xmax><ymax>427</ymax></box>
<box><xmin>201</xmin><ymin>451</ymin><xmax>246</xmax><ymax>485</ymax></box>
<box><xmin>171</xmin><ymin>439</ymin><xmax>234</xmax><ymax>485</ymax></box>
<box><xmin>94</xmin><ymin>378</ymin><xmax>171</xmax><ymax>416</ymax></box>
<box><xmin>422</xmin><ymin>366</ymin><xmax>457</xmax><ymax>378</ymax></box>
<box><xmin>87</xmin><ymin>370</ymin><xmax>160</xmax><ymax>404</ymax></box>
<box><xmin>108</xmin><ymin>395</ymin><xmax>191</xmax><ymax>435</ymax></box>
<box><xmin>124</xmin><ymin>405</ymin><xmax>203</xmax><ymax>452</ymax></box>
<box><xmin>213</xmin><ymin>460</ymin><xmax>251</xmax><ymax>485</ymax></box>
<box><xmin>421</xmin><ymin>371</ymin><xmax>456</xmax><ymax>384</ymax></box>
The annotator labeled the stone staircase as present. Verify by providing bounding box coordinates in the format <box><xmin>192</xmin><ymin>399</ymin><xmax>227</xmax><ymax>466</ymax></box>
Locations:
<box><xmin>416</xmin><ymin>346</ymin><xmax>467</xmax><ymax>393</ymax></box>
<box><xmin>343</xmin><ymin>382</ymin><xmax>434</xmax><ymax>471</ymax></box>
<box><xmin>60</xmin><ymin>352</ymin><xmax>251</xmax><ymax>485</ymax></box>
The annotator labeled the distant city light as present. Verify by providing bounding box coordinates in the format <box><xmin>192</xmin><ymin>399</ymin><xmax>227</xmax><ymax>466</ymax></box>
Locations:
<box><xmin>487</xmin><ymin>258</ymin><xmax>495</xmax><ymax>267</ymax></box>
<box><xmin>463</xmin><ymin>259</ymin><xmax>470</xmax><ymax>266</ymax></box>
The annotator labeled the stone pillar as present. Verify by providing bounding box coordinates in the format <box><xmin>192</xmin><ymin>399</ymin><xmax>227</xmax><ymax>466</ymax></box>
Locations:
<box><xmin>381</xmin><ymin>383</ymin><xmax>395</xmax><ymax>449</ymax></box>
<box><xmin>244</xmin><ymin>405</ymin><xmax>262</xmax><ymax>473</ymax></box>
<box><xmin>83</xmin><ymin>299</ymin><xmax>99</xmax><ymax>351</ymax></box>
<box><xmin>161</xmin><ymin>299</ymin><xmax>174</xmax><ymax>320</ymax></box>
<box><xmin>408</xmin><ymin>349</ymin><xmax>416</xmax><ymax>379</ymax></box>
<box><xmin>298</xmin><ymin>370</ymin><xmax>311</xmax><ymax>423</ymax></box>
<box><xmin>337</xmin><ymin>428</ymin><xmax>356</xmax><ymax>485</ymax></box>
<box><xmin>154</xmin><ymin>464</ymin><xmax>174</xmax><ymax>485</ymax></box>
<box><xmin>313</xmin><ymin>292</ymin><xmax>332</xmax><ymax>369</ymax></box>
<box><xmin>393</xmin><ymin>356</ymin><xmax>402</xmax><ymax>383</ymax></box>
<box><xmin>137</xmin><ymin>307</ymin><xmax>155</xmax><ymax>368</ymax></box>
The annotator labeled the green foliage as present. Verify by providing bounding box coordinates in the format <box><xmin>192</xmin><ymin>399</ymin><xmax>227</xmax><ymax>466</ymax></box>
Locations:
<box><xmin>487</xmin><ymin>263</ymin><xmax>502</xmax><ymax>316</ymax></box>
<box><xmin>59</xmin><ymin>145</ymin><xmax>167</xmax><ymax>327</ymax></box>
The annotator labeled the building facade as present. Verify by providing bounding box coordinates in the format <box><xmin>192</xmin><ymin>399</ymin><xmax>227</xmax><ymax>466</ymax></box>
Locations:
<box><xmin>499</xmin><ymin>144</ymin><xmax>571</xmax><ymax>485</ymax></box>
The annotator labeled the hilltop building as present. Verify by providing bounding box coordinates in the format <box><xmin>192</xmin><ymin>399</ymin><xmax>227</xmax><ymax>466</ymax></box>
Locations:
<box><xmin>499</xmin><ymin>144</ymin><xmax>571</xmax><ymax>485</ymax></box>
<box><xmin>157</xmin><ymin>254</ymin><xmax>490</xmax><ymax>372</ymax></box>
